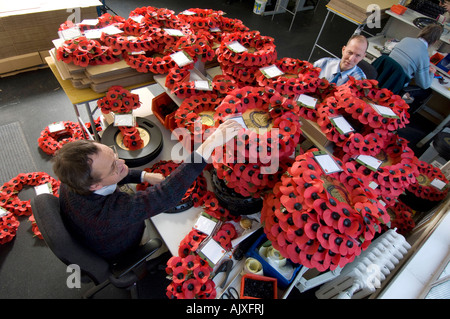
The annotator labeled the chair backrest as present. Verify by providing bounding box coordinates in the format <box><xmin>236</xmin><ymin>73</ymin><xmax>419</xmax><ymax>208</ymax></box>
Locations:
<box><xmin>372</xmin><ymin>55</ymin><xmax>411</xmax><ymax>95</ymax></box>
<box><xmin>31</xmin><ymin>193</ymin><xmax>110</xmax><ymax>285</ymax></box>
<box><xmin>357</xmin><ymin>60</ymin><xmax>378</xmax><ymax>80</ymax></box>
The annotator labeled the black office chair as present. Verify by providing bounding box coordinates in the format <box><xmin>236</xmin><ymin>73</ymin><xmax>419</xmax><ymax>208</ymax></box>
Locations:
<box><xmin>31</xmin><ymin>193</ymin><xmax>162</xmax><ymax>299</ymax></box>
<box><xmin>357</xmin><ymin>60</ymin><xmax>378</xmax><ymax>80</ymax></box>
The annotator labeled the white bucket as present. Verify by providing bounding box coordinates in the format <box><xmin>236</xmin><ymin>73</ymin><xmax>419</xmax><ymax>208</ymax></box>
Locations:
<box><xmin>253</xmin><ymin>0</ymin><xmax>267</xmax><ymax>15</ymax></box>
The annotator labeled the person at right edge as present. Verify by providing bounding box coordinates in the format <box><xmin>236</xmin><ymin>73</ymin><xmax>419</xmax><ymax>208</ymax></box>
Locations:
<box><xmin>388</xmin><ymin>23</ymin><xmax>444</xmax><ymax>112</ymax></box>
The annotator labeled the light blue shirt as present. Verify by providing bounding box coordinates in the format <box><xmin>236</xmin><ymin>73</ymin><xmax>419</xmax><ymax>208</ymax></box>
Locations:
<box><xmin>313</xmin><ymin>57</ymin><xmax>367</xmax><ymax>86</ymax></box>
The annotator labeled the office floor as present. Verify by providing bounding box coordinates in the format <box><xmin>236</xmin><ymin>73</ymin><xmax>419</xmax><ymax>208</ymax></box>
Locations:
<box><xmin>0</xmin><ymin>0</ymin><xmax>437</xmax><ymax>299</ymax></box>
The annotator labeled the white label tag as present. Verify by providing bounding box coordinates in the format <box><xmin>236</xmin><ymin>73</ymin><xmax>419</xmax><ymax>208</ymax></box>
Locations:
<box><xmin>194</xmin><ymin>80</ymin><xmax>212</xmax><ymax>91</ymax></box>
<box><xmin>330</xmin><ymin>116</ymin><xmax>354</xmax><ymax>134</ymax></box>
<box><xmin>170</xmin><ymin>51</ymin><xmax>193</xmax><ymax>67</ymax></box>
<box><xmin>114</xmin><ymin>114</ymin><xmax>135</xmax><ymax>127</ymax></box>
<box><xmin>193</xmin><ymin>214</ymin><xmax>218</xmax><ymax>236</ymax></box>
<box><xmin>164</xmin><ymin>28</ymin><xmax>184</xmax><ymax>36</ymax></box>
<box><xmin>260</xmin><ymin>65</ymin><xmax>284</xmax><ymax>78</ymax></box>
<box><xmin>356</xmin><ymin>155</ymin><xmax>383</xmax><ymax>171</ymax></box>
<box><xmin>226</xmin><ymin>41</ymin><xmax>247</xmax><ymax>53</ymax></box>
<box><xmin>48</xmin><ymin>122</ymin><xmax>66</xmax><ymax>133</ymax></box>
<box><xmin>430</xmin><ymin>178</ymin><xmax>447</xmax><ymax>191</ymax></box>
<box><xmin>199</xmin><ymin>238</ymin><xmax>226</xmax><ymax>265</ymax></box>
<box><xmin>296</xmin><ymin>94</ymin><xmax>318</xmax><ymax>109</ymax></box>
<box><xmin>314</xmin><ymin>152</ymin><xmax>342</xmax><ymax>174</ymax></box>
<box><xmin>370</xmin><ymin>103</ymin><xmax>399</xmax><ymax>118</ymax></box>
<box><xmin>35</xmin><ymin>183</ymin><xmax>52</xmax><ymax>195</ymax></box>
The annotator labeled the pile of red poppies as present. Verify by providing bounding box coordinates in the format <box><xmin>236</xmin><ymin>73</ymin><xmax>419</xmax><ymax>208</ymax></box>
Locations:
<box><xmin>0</xmin><ymin>172</ymin><xmax>60</xmax><ymax>243</ymax></box>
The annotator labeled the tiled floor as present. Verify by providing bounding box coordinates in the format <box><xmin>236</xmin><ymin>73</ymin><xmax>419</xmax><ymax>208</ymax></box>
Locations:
<box><xmin>0</xmin><ymin>0</ymin><xmax>437</xmax><ymax>299</ymax></box>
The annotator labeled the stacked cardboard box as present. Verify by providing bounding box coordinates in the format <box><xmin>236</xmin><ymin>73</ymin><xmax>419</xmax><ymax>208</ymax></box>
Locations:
<box><xmin>0</xmin><ymin>0</ymin><xmax>100</xmax><ymax>76</ymax></box>
<box><xmin>326</xmin><ymin>0</ymin><xmax>398</xmax><ymax>24</ymax></box>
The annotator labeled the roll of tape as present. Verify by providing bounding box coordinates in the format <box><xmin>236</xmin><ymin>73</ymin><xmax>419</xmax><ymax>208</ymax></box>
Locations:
<box><xmin>243</xmin><ymin>257</ymin><xmax>263</xmax><ymax>275</ymax></box>
<box><xmin>267</xmin><ymin>246</ymin><xmax>286</xmax><ymax>267</ymax></box>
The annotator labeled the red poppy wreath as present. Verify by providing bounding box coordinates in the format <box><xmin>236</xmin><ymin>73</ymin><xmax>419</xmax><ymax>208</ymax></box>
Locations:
<box><xmin>0</xmin><ymin>172</ymin><xmax>60</xmax><ymax>217</ymax></box>
<box><xmin>255</xmin><ymin>57</ymin><xmax>321</xmax><ymax>96</ymax></box>
<box><xmin>407</xmin><ymin>158</ymin><xmax>449</xmax><ymax>202</ymax></box>
<box><xmin>135</xmin><ymin>160</ymin><xmax>208</xmax><ymax>205</ymax></box>
<box><xmin>56</xmin><ymin>36</ymin><xmax>121</xmax><ymax>67</ymax></box>
<box><xmin>384</xmin><ymin>200</ymin><xmax>415</xmax><ymax>236</ymax></box>
<box><xmin>0</xmin><ymin>210</ymin><xmax>20</xmax><ymax>244</ymax></box>
<box><xmin>260</xmin><ymin>149</ymin><xmax>389</xmax><ymax>272</ymax></box>
<box><xmin>38</xmin><ymin>121</ymin><xmax>85</xmax><ymax>156</ymax></box>
<box><xmin>174</xmin><ymin>92</ymin><xmax>223</xmax><ymax>149</ymax></box>
<box><xmin>341</xmin><ymin>133</ymin><xmax>419</xmax><ymax>206</ymax></box>
<box><xmin>334</xmin><ymin>77</ymin><xmax>410</xmax><ymax>132</ymax></box>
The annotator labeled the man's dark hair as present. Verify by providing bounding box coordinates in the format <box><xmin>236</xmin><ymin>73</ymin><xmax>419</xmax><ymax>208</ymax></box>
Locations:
<box><xmin>52</xmin><ymin>140</ymin><xmax>101</xmax><ymax>195</ymax></box>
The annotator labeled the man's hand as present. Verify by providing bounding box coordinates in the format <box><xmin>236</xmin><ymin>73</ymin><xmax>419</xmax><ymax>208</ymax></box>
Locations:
<box><xmin>143</xmin><ymin>172</ymin><xmax>165</xmax><ymax>185</ymax></box>
<box><xmin>196</xmin><ymin>119</ymin><xmax>242</xmax><ymax>160</ymax></box>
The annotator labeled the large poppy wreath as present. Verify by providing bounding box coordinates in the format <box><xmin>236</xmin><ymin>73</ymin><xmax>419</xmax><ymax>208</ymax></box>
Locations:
<box><xmin>211</xmin><ymin>86</ymin><xmax>302</xmax><ymax>197</ymax></box>
<box><xmin>255</xmin><ymin>57</ymin><xmax>322</xmax><ymax>96</ymax></box>
<box><xmin>0</xmin><ymin>172</ymin><xmax>60</xmax><ymax>217</ymax></box>
<box><xmin>316</xmin><ymin>95</ymin><xmax>390</xmax><ymax>157</ymax></box>
<box><xmin>341</xmin><ymin>133</ymin><xmax>419</xmax><ymax>206</ymax></box>
<box><xmin>261</xmin><ymin>149</ymin><xmax>389</xmax><ymax>272</ymax></box>
<box><xmin>334</xmin><ymin>77</ymin><xmax>410</xmax><ymax>132</ymax></box>
<box><xmin>174</xmin><ymin>92</ymin><xmax>222</xmax><ymax>148</ymax></box>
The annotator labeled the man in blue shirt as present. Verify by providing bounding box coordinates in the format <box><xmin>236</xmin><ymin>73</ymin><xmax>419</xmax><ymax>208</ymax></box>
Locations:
<box><xmin>313</xmin><ymin>34</ymin><xmax>368</xmax><ymax>86</ymax></box>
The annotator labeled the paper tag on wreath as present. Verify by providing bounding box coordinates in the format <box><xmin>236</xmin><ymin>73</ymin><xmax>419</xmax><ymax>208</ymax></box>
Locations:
<box><xmin>226</xmin><ymin>41</ymin><xmax>247</xmax><ymax>53</ymax></box>
<box><xmin>48</xmin><ymin>122</ymin><xmax>66</xmax><ymax>133</ymax></box>
<box><xmin>34</xmin><ymin>183</ymin><xmax>52</xmax><ymax>195</ymax></box>
<box><xmin>164</xmin><ymin>28</ymin><xmax>185</xmax><ymax>36</ymax></box>
<box><xmin>313</xmin><ymin>151</ymin><xmax>343</xmax><ymax>174</ymax></box>
<box><xmin>193</xmin><ymin>212</ymin><xmax>220</xmax><ymax>236</ymax></box>
<box><xmin>197</xmin><ymin>237</ymin><xmax>227</xmax><ymax>267</ymax></box>
<box><xmin>296</xmin><ymin>94</ymin><xmax>318</xmax><ymax>109</ymax></box>
<box><xmin>330</xmin><ymin>115</ymin><xmax>354</xmax><ymax>134</ymax></box>
<box><xmin>170</xmin><ymin>50</ymin><xmax>194</xmax><ymax>67</ymax></box>
<box><xmin>370</xmin><ymin>103</ymin><xmax>399</xmax><ymax>119</ymax></box>
<box><xmin>356</xmin><ymin>155</ymin><xmax>383</xmax><ymax>172</ymax></box>
<box><xmin>0</xmin><ymin>206</ymin><xmax>9</xmax><ymax>218</ymax></box>
<box><xmin>114</xmin><ymin>113</ymin><xmax>135</xmax><ymax>127</ymax></box>
<box><xmin>259</xmin><ymin>65</ymin><xmax>284</xmax><ymax>79</ymax></box>
<box><xmin>194</xmin><ymin>80</ymin><xmax>213</xmax><ymax>91</ymax></box>
<box><xmin>430</xmin><ymin>178</ymin><xmax>448</xmax><ymax>191</ymax></box>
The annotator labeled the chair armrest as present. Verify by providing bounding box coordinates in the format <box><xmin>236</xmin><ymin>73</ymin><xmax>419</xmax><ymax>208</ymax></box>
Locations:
<box><xmin>110</xmin><ymin>238</ymin><xmax>162</xmax><ymax>279</ymax></box>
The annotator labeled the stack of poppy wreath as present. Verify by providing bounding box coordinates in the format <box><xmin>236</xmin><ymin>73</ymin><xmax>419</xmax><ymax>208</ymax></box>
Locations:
<box><xmin>261</xmin><ymin>149</ymin><xmax>389</xmax><ymax>272</ymax></box>
<box><xmin>340</xmin><ymin>133</ymin><xmax>419</xmax><ymax>206</ymax></box>
<box><xmin>0</xmin><ymin>172</ymin><xmax>60</xmax><ymax>242</ymax></box>
<box><xmin>173</xmin><ymin>92</ymin><xmax>223</xmax><ymax>149</ymax></box>
<box><xmin>56</xmin><ymin>36</ymin><xmax>122</xmax><ymax>67</ymax></box>
<box><xmin>211</xmin><ymin>86</ymin><xmax>302</xmax><ymax>198</ymax></box>
<box><xmin>217</xmin><ymin>31</ymin><xmax>277</xmax><ymax>85</ymax></box>
<box><xmin>97</xmin><ymin>86</ymin><xmax>144</xmax><ymax>150</ymax></box>
<box><xmin>136</xmin><ymin>160</ymin><xmax>208</xmax><ymax>214</ymax></box>
<box><xmin>400</xmin><ymin>158</ymin><xmax>449</xmax><ymax>212</ymax></box>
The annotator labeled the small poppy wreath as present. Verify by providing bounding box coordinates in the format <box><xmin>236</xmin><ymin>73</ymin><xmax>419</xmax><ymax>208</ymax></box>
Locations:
<box><xmin>334</xmin><ymin>77</ymin><xmax>410</xmax><ymax>132</ymax></box>
<box><xmin>0</xmin><ymin>172</ymin><xmax>60</xmax><ymax>217</ymax></box>
<box><xmin>0</xmin><ymin>211</ymin><xmax>20</xmax><ymax>244</ymax></box>
<box><xmin>135</xmin><ymin>160</ymin><xmax>208</xmax><ymax>204</ymax></box>
<box><xmin>255</xmin><ymin>57</ymin><xmax>321</xmax><ymax>96</ymax></box>
<box><xmin>38</xmin><ymin>121</ymin><xmax>85</xmax><ymax>156</ymax></box>
<box><xmin>407</xmin><ymin>159</ymin><xmax>449</xmax><ymax>202</ymax></box>
<box><xmin>341</xmin><ymin>133</ymin><xmax>419</xmax><ymax>206</ymax></box>
<box><xmin>316</xmin><ymin>96</ymin><xmax>388</xmax><ymax>157</ymax></box>
<box><xmin>260</xmin><ymin>149</ymin><xmax>389</xmax><ymax>272</ymax></box>
<box><xmin>384</xmin><ymin>200</ymin><xmax>416</xmax><ymax>236</ymax></box>
<box><xmin>216</xmin><ymin>30</ymin><xmax>277</xmax><ymax>67</ymax></box>
<box><xmin>97</xmin><ymin>86</ymin><xmax>141</xmax><ymax>114</ymax></box>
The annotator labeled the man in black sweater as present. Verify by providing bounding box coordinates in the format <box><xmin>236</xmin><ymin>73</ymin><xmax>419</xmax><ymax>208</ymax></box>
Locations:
<box><xmin>53</xmin><ymin>120</ymin><xmax>241</xmax><ymax>261</ymax></box>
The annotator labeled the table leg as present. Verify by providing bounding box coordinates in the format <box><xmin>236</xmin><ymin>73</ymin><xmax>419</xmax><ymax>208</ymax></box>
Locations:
<box><xmin>308</xmin><ymin>9</ymin><xmax>331</xmax><ymax>61</ymax></box>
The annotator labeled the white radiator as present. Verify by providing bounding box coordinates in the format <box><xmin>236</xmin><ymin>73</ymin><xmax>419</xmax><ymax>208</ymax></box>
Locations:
<box><xmin>315</xmin><ymin>229</ymin><xmax>411</xmax><ymax>299</ymax></box>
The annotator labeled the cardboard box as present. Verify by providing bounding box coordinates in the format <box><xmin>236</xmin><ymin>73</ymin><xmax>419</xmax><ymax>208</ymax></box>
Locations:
<box><xmin>0</xmin><ymin>52</ymin><xmax>44</xmax><ymax>75</ymax></box>
<box><xmin>327</xmin><ymin>0</ymin><xmax>397</xmax><ymax>24</ymax></box>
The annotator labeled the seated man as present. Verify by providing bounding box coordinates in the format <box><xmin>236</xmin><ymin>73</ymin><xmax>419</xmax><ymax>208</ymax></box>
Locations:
<box><xmin>313</xmin><ymin>34</ymin><xmax>368</xmax><ymax>86</ymax></box>
<box><xmin>52</xmin><ymin>120</ymin><xmax>242</xmax><ymax>261</ymax></box>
